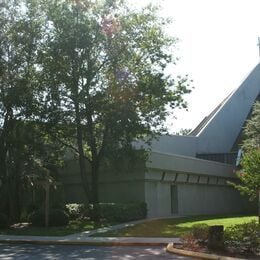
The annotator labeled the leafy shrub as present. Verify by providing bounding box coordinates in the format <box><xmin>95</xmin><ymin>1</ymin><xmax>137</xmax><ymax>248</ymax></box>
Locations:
<box><xmin>191</xmin><ymin>223</ymin><xmax>209</xmax><ymax>240</ymax></box>
<box><xmin>0</xmin><ymin>213</ymin><xmax>9</xmax><ymax>229</ymax></box>
<box><xmin>93</xmin><ymin>202</ymin><xmax>147</xmax><ymax>222</ymax></box>
<box><xmin>65</xmin><ymin>203</ymin><xmax>89</xmax><ymax>220</ymax></box>
<box><xmin>224</xmin><ymin>221</ymin><xmax>260</xmax><ymax>253</ymax></box>
<box><xmin>28</xmin><ymin>209</ymin><xmax>69</xmax><ymax>227</ymax></box>
<box><xmin>64</xmin><ymin>202</ymin><xmax>147</xmax><ymax>222</ymax></box>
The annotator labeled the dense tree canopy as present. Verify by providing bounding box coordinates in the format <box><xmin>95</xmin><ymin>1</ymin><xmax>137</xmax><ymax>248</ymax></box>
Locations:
<box><xmin>0</xmin><ymin>0</ymin><xmax>191</xmax><ymax>221</ymax></box>
<box><xmin>243</xmin><ymin>101</ymin><xmax>260</xmax><ymax>150</ymax></box>
<box><xmin>0</xmin><ymin>0</ymin><xmax>64</xmax><ymax>221</ymax></box>
<box><xmin>235</xmin><ymin>101</ymin><xmax>260</xmax><ymax>223</ymax></box>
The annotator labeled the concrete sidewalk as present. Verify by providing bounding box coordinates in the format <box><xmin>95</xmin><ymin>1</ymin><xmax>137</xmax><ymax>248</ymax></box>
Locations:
<box><xmin>65</xmin><ymin>218</ymin><xmax>154</xmax><ymax>238</ymax></box>
<box><xmin>0</xmin><ymin>235</ymin><xmax>180</xmax><ymax>246</ymax></box>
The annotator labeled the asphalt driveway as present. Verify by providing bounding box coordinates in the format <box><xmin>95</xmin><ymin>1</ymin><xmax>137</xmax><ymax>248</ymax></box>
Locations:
<box><xmin>0</xmin><ymin>243</ymin><xmax>192</xmax><ymax>259</ymax></box>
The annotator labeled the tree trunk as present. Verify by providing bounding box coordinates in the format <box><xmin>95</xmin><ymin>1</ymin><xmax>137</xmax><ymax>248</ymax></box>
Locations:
<box><xmin>74</xmin><ymin>101</ymin><xmax>90</xmax><ymax>203</ymax></box>
<box><xmin>11</xmin><ymin>123</ymin><xmax>22</xmax><ymax>222</ymax></box>
<box><xmin>0</xmin><ymin>152</ymin><xmax>7</xmax><ymax>185</ymax></box>
<box><xmin>7</xmin><ymin>173</ymin><xmax>20</xmax><ymax>223</ymax></box>
<box><xmin>12</xmin><ymin>167</ymin><xmax>21</xmax><ymax>222</ymax></box>
<box><xmin>0</xmin><ymin>136</ymin><xmax>9</xmax><ymax>219</ymax></box>
<box><xmin>45</xmin><ymin>183</ymin><xmax>50</xmax><ymax>227</ymax></box>
<box><xmin>258</xmin><ymin>189</ymin><xmax>260</xmax><ymax>225</ymax></box>
<box><xmin>91</xmin><ymin>160</ymin><xmax>100</xmax><ymax>224</ymax></box>
<box><xmin>0</xmin><ymin>111</ymin><xmax>11</xmax><ymax>185</ymax></box>
<box><xmin>6</xmin><ymin>160</ymin><xmax>21</xmax><ymax>223</ymax></box>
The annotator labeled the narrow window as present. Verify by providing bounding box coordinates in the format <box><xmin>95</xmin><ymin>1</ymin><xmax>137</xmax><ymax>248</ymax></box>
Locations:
<box><xmin>171</xmin><ymin>185</ymin><xmax>178</xmax><ymax>214</ymax></box>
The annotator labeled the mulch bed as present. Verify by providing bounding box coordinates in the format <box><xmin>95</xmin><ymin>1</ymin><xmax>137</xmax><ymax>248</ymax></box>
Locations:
<box><xmin>176</xmin><ymin>238</ymin><xmax>260</xmax><ymax>259</ymax></box>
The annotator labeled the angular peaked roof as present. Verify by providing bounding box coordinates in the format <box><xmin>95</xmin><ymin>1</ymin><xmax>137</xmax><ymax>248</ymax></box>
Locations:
<box><xmin>193</xmin><ymin>63</ymin><xmax>260</xmax><ymax>154</ymax></box>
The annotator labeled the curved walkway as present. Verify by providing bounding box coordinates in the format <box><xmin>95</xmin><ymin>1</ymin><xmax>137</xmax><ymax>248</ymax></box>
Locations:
<box><xmin>0</xmin><ymin>218</ymin><xmax>181</xmax><ymax>246</ymax></box>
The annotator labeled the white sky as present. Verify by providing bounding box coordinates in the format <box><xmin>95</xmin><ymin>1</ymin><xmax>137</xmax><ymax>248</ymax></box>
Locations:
<box><xmin>129</xmin><ymin>0</ymin><xmax>260</xmax><ymax>133</ymax></box>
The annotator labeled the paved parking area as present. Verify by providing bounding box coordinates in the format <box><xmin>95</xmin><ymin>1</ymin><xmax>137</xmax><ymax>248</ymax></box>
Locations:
<box><xmin>0</xmin><ymin>243</ymin><xmax>192</xmax><ymax>259</ymax></box>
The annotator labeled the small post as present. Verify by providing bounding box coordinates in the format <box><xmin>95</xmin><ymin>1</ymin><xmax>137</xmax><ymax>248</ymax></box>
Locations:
<box><xmin>208</xmin><ymin>225</ymin><xmax>224</xmax><ymax>250</ymax></box>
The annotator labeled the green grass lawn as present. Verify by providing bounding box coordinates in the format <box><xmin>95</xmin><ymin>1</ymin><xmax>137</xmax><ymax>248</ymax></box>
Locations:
<box><xmin>0</xmin><ymin>219</ymin><xmax>114</xmax><ymax>237</ymax></box>
<box><xmin>1</xmin><ymin>215</ymin><xmax>257</xmax><ymax>237</ymax></box>
<box><xmin>92</xmin><ymin>215</ymin><xmax>257</xmax><ymax>238</ymax></box>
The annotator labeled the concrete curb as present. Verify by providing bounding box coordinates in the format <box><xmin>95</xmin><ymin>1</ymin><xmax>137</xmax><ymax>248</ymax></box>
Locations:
<box><xmin>0</xmin><ymin>239</ymin><xmax>169</xmax><ymax>247</ymax></box>
<box><xmin>166</xmin><ymin>243</ymin><xmax>245</xmax><ymax>260</ymax></box>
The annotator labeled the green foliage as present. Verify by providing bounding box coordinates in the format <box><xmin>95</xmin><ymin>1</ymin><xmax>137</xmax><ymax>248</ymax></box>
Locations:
<box><xmin>232</xmin><ymin>101</ymin><xmax>260</xmax><ymax>223</ymax></box>
<box><xmin>92</xmin><ymin>202</ymin><xmax>147</xmax><ymax>222</ymax></box>
<box><xmin>235</xmin><ymin>100</ymin><xmax>260</xmax><ymax>200</ymax></box>
<box><xmin>38</xmin><ymin>0</ymin><xmax>192</xmax><ymax>211</ymax></box>
<box><xmin>235</xmin><ymin>149</ymin><xmax>260</xmax><ymax>200</ymax></box>
<box><xmin>0</xmin><ymin>213</ymin><xmax>9</xmax><ymax>229</ymax></box>
<box><xmin>103</xmin><ymin>146</ymin><xmax>147</xmax><ymax>175</ymax></box>
<box><xmin>224</xmin><ymin>221</ymin><xmax>260</xmax><ymax>253</ymax></box>
<box><xmin>65</xmin><ymin>202</ymin><xmax>147</xmax><ymax>222</ymax></box>
<box><xmin>243</xmin><ymin>101</ymin><xmax>260</xmax><ymax>150</ymax></box>
<box><xmin>174</xmin><ymin>128</ymin><xmax>192</xmax><ymax>136</ymax></box>
<box><xmin>0</xmin><ymin>0</ymin><xmax>192</xmax><ymax>222</ymax></box>
<box><xmin>0</xmin><ymin>0</ymin><xmax>65</xmax><ymax>221</ymax></box>
<box><xmin>0</xmin><ymin>0</ymin><xmax>44</xmax><ymax>221</ymax></box>
<box><xmin>28</xmin><ymin>209</ymin><xmax>69</xmax><ymax>227</ymax></box>
<box><xmin>190</xmin><ymin>223</ymin><xmax>209</xmax><ymax>240</ymax></box>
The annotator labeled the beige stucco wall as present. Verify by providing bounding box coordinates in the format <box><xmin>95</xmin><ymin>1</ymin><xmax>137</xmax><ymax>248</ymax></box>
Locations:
<box><xmin>144</xmin><ymin>152</ymin><xmax>254</xmax><ymax>218</ymax></box>
<box><xmin>144</xmin><ymin>180</ymin><xmax>252</xmax><ymax>217</ymax></box>
<box><xmin>61</xmin><ymin>151</ymin><xmax>255</xmax><ymax>218</ymax></box>
<box><xmin>147</xmin><ymin>151</ymin><xmax>236</xmax><ymax>178</ymax></box>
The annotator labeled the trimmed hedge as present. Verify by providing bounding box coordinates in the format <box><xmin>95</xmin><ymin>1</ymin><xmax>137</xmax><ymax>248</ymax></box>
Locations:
<box><xmin>224</xmin><ymin>221</ymin><xmax>260</xmax><ymax>254</ymax></box>
<box><xmin>0</xmin><ymin>213</ymin><xmax>9</xmax><ymax>229</ymax></box>
<box><xmin>191</xmin><ymin>223</ymin><xmax>209</xmax><ymax>240</ymax></box>
<box><xmin>28</xmin><ymin>209</ymin><xmax>69</xmax><ymax>227</ymax></box>
<box><xmin>65</xmin><ymin>202</ymin><xmax>147</xmax><ymax>222</ymax></box>
<box><xmin>97</xmin><ymin>202</ymin><xmax>147</xmax><ymax>222</ymax></box>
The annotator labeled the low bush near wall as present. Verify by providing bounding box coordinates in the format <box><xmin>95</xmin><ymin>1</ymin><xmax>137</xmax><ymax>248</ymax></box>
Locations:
<box><xmin>98</xmin><ymin>202</ymin><xmax>147</xmax><ymax>222</ymax></box>
<box><xmin>65</xmin><ymin>203</ymin><xmax>90</xmax><ymax>220</ymax></box>
<box><xmin>28</xmin><ymin>209</ymin><xmax>69</xmax><ymax>227</ymax></box>
<box><xmin>224</xmin><ymin>221</ymin><xmax>260</xmax><ymax>254</ymax></box>
<box><xmin>0</xmin><ymin>213</ymin><xmax>9</xmax><ymax>229</ymax></box>
<box><xmin>65</xmin><ymin>202</ymin><xmax>147</xmax><ymax>222</ymax></box>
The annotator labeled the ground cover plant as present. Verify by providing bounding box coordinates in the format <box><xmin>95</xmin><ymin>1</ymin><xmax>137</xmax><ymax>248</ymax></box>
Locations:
<box><xmin>0</xmin><ymin>219</ymin><xmax>113</xmax><ymax>237</ymax></box>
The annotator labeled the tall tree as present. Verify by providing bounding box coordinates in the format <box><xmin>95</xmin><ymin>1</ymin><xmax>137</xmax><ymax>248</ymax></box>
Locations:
<box><xmin>236</xmin><ymin>149</ymin><xmax>260</xmax><ymax>223</ymax></box>
<box><xmin>243</xmin><ymin>101</ymin><xmax>260</xmax><ymax>150</ymax></box>
<box><xmin>39</xmin><ymin>0</ymin><xmax>191</xmax><ymax>221</ymax></box>
<box><xmin>234</xmin><ymin>101</ymin><xmax>260</xmax><ymax>223</ymax></box>
<box><xmin>0</xmin><ymin>0</ymin><xmax>63</xmax><ymax>221</ymax></box>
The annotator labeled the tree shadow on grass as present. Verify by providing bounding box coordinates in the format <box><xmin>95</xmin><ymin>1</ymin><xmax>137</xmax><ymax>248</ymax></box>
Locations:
<box><xmin>0</xmin><ymin>220</ymin><xmax>102</xmax><ymax>236</ymax></box>
<box><xmin>92</xmin><ymin>214</ymin><xmax>255</xmax><ymax>238</ymax></box>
